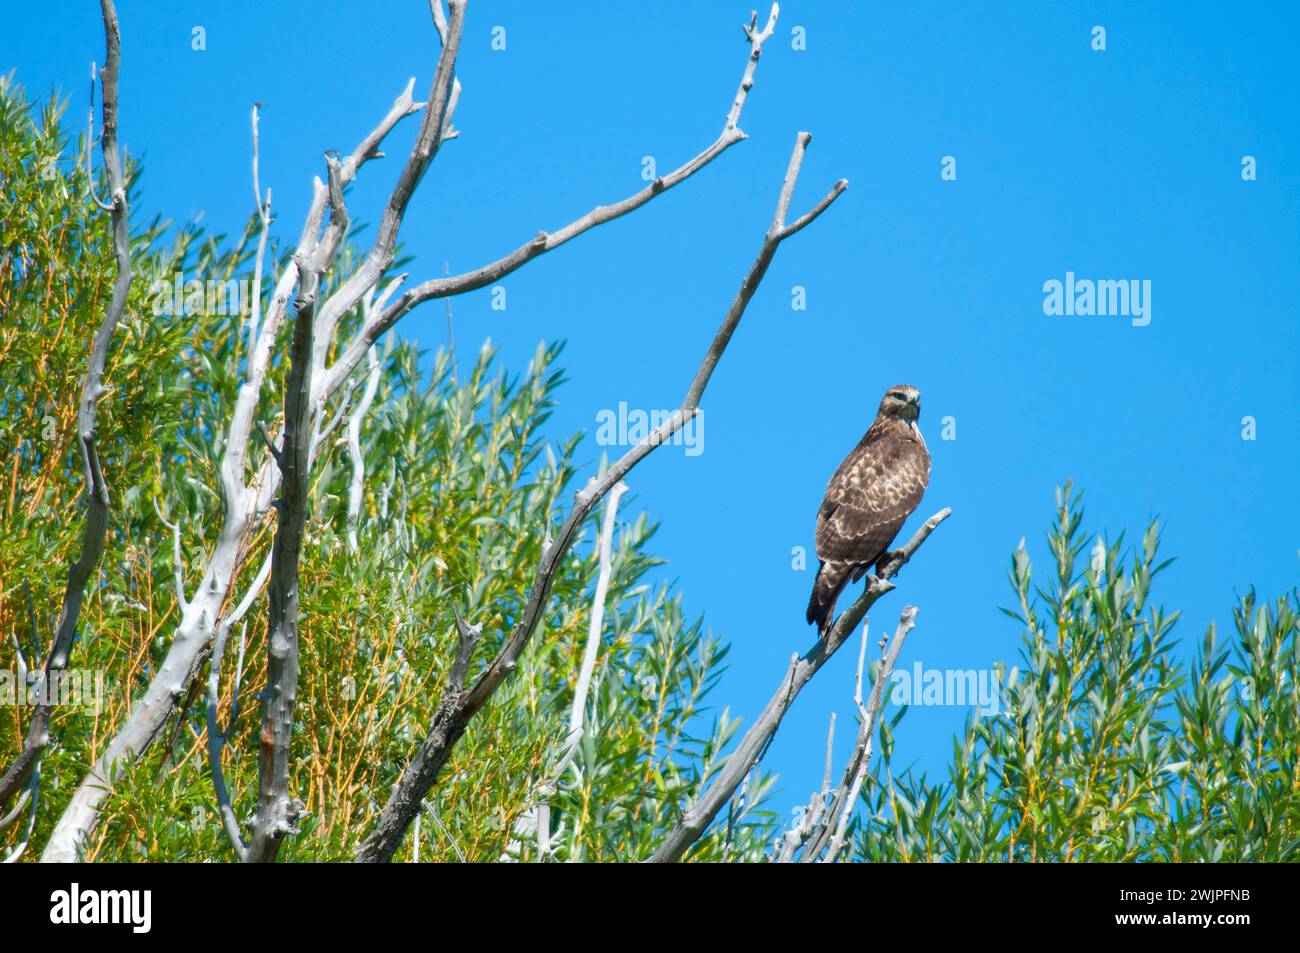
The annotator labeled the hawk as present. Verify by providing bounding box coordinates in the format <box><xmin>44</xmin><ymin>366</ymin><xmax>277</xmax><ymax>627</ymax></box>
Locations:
<box><xmin>806</xmin><ymin>384</ymin><xmax>930</xmax><ymax>633</ymax></box>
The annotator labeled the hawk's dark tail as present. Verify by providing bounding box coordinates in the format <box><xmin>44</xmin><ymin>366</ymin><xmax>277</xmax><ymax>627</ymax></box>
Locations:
<box><xmin>806</xmin><ymin>560</ymin><xmax>854</xmax><ymax>633</ymax></box>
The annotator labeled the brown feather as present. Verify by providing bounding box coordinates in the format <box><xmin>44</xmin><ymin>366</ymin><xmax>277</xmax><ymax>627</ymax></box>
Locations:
<box><xmin>806</xmin><ymin>385</ymin><xmax>930</xmax><ymax>632</ymax></box>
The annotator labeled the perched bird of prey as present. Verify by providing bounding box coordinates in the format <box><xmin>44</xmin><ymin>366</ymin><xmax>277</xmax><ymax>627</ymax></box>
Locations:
<box><xmin>806</xmin><ymin>384</ymin><xmax>930</xmax><ymax>633</ymax></box>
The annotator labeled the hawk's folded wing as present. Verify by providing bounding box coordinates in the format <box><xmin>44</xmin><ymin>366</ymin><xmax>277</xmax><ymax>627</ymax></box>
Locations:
<box><xmin>814</xmin><ymin>440</ymin><xmax>928</xmax><ymax>566</ymax></box>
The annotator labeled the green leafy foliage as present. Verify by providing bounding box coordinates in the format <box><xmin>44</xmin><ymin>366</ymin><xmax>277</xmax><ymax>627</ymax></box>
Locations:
<box><xmin>0</xmin><ymin>77</ymin><xmax>772</xmax><ymax>862</ymax></box>
<box><xmin>853</xmin><ymin>484</ymin><xmax>1300</xmax><ymax>862</ymax></box>
<box><xmin>4</xmin><ymin>76</ymin><xmax>1292</xmax><ymax>864</ymax></box>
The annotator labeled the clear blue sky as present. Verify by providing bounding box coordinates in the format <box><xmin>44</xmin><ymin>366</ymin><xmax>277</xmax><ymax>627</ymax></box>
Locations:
<box><xmin>6</xmin><ymin>1</ymin><xmax>1298</xmax><ymax>824</ymax></box>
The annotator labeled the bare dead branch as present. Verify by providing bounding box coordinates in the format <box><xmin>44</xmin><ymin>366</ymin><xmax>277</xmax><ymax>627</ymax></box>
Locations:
<box><xmin>39</xmin><ymin>15</ymin><xmax>435</xmax><ymax>863</ymax></box>
<box><xmin>429</xmin><ymin>0</ymin><xmax>462</xmax><ymax>140</ymax></box>
<box><xmin>255</xmin><ymin>422</ymin><xmax>284</xmax><ymax>472</ymax></box>
<box><xmin>447</xmin><ymin>610</ymin><xmax>481</xmax><ymax>693</ymax></box>
<box><xmin>1</xmin><ymin>767</ymin><xmax>39</xmax><ymax>863</ymax></box>
<box><xmin>810</xmin><ymin>606</ymin><xmax>919</xmax><ymax>863</ymax></box>
<box><xmin>775</xmin><ymin>606</ymin><xmax>920</xmax><ymax>862</ymax></box>
<box><xmin>354</xmin><ymin>130</ymin><xmax>846</xmax><ymax>863</ymax></box>
<box><xmin>647</xmin><ymin>509</ymin><xmax>950</xmax><ymax>863</ymax></box>
<box><xmin>773</xmin><ymin>709</ymin><xmax>838</xmax><ymax>862</ymax></box>
<box><xmin>243</xmin><ymin>154</ymin><xmax>346</xmax><ymax>862</ymax></box>
<box><xmin>0</xmin><ymin>0</ymin><xmax>132</xmax><ymax>812</ymax></box>
<box><xmin>345</xmin><ymin>346</ymin><xmax>382</xmax><ymax>552</ymax></box>
<box><xmin>245</xmin><ymin>105</ymin><xmax>273</xmax><ymax>360</ymax></box>
<box><xmin>310</xmin><ymin>0</ymin><xmax>466</xmax><ymax>380</ymax></box>
<box><xmin>40</xmin><ymin>0</ymin><xmax>793</xmax><ymax>864</ymax></box>
<box><xmin>205</xmin><ymin>620</ymin><xmax>249</xmax><ymax>861</ymax></box>
<box><xmin>322</xmin><ymin>2</ymin><xmax>785</xmax><ymax>402</ymax></box>
<box><xmin>534</xmin><ymin>482</ymin><xmax>627</xmax><ymax>861</ymax></box>
<box><xmin>152</xmin><ymin>498</ymin><xmax>190</xmax><ymax>613</ymax></box>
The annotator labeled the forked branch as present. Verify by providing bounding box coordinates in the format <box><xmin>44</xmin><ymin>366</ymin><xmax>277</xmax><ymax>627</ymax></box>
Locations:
<box><xmin>322</xmin><ymin>2</ymin><xmax>786</xmax><ymax>400</ymax></box>
<box><xmin>354</xmin><ymin>129</ymin><xmax>847</xmax><ymax>863</ymax></box>
<box><xmin>648</xmin><ymin>509</ymin><xmax>950</xmax><ymax>863</ymax></box>
<box><xmin>776</xmin><ymin>605</ymin><xmax>921</xmax><ymax>863</ymax></box>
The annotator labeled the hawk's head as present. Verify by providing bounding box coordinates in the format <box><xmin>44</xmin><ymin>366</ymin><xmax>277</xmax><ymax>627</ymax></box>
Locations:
<box><xmin>878</xmin><ymin>384</ymin><xmax>921</xmax><ymax>423</ymax></box>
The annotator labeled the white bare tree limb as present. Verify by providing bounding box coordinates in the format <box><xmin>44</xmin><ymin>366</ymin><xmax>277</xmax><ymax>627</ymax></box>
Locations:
<box><xmin>40</xmin><ymin>0</ymin><xmax>798</xmax><ymax>863</ymax></box>
<box><xmin>1</xmin><ymin>767</ymin><xmax>38</xmax><ymax>863</ymax></box>
<box><xmin>344</xmin><ymin>282</ymin><xmax>396</xmax><ymax>551</ymax></box>
<box><xmin>773</xmin><ymin>711</ymin><xmax>838</xmax><ymax>863</ymax></box>
<box><xmin>346</xmin><ymin>346</ymin><xmax>381</xmax><ymax>553</ymax></box>
<box><xmin>533</xmin><ymin>481</ymin><xmax>627</xmax><ymax>862</ymax></box>
<box><xmin>40</xmin><ymin>14</ymin><xmax>436</xmax><ymax>863</ymax></box>
<box><xmin>569</xmin><ymin>482</ymin><xmax>627</xmax><ymax>743</ymax></box>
